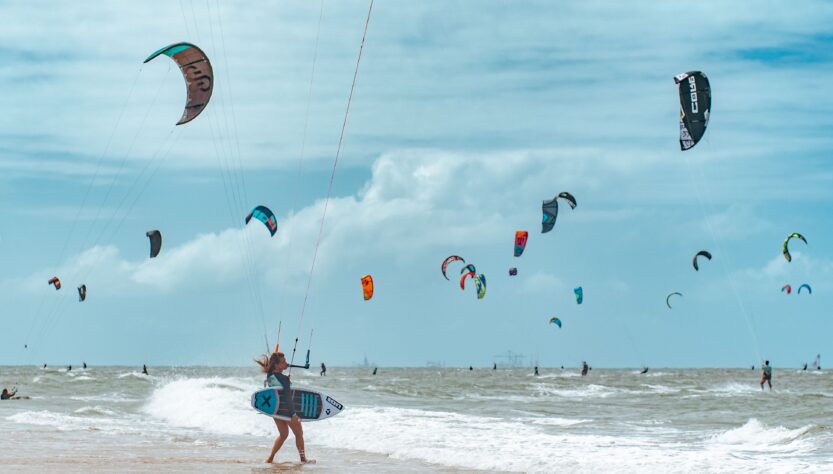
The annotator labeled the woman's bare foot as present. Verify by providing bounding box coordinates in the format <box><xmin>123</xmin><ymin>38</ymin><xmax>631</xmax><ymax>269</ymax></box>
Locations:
<box><xmin>265</xmin><ymin>456</ymin><xmax>275</xmax><ymax>463</ymax></box>
<box><xmin>301</xmin><ymin>458</ymin><xmax>316</xmax><ymax>464</ymax></box>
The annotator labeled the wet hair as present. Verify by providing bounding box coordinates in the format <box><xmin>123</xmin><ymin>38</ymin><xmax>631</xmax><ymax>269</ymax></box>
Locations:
<box><xmin>256</xmin><ymin>352</ymin><xmax>285</xmax><ymax>373</ymax></box>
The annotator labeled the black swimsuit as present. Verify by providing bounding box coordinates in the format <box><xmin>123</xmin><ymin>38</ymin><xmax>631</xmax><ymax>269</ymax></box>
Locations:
<box><xmin>267</xmin><ymin>372</ymin><xmax>295</xmax><ymax>418</ymax></box>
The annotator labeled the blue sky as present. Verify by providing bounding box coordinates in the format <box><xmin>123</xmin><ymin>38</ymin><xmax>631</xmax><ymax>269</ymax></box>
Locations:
<box><xmin>2</xmin><ymin>1</ymin><xmax>833</xmax><ymax>367</ymax></box>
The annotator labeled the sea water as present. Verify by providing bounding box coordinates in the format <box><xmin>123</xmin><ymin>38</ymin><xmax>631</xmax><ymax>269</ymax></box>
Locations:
<box><xmin>1</xmin><ymin>366</ymin><xmax>832</xmax><ymax>473</ymax></box>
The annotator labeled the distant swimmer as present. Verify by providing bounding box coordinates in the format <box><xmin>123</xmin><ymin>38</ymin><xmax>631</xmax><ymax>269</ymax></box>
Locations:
<box><xmin>372</xmin><ymin>367</ymin><xmax>378</xmax><ymax>375</ymax></box>
<box><xmin>581</xmin><ymin>361</ymin><xmax>589</xmax><ymax>377</ymax></box>
<box><xmin>640</xmin><ymin>367</ymin><xmax>649</xmax><ymax>374</ymax></box>
<box><xmin>760</xmin><ymin>360</ymin><xmax>773</xmax><ymax>391</ymax></box>
<box><xmin>257</xmin><ymin>352</ymin><xmax>315</xmax><ymax>465</ymax></box>
<box><xmin>142</xmin><ymin>364</ymin><xmax>149</xmax><ymax>375</ymax></box>
<box><xmin>534</xmin><ymin>366</ymin><xmax>539</xmax><ymax>376</ymax></box>
<box><xmin>320</xmin><ymin>363</ymin><xmax>326</xmax><ymax>376</ymax></box>
<box><xmin>1</xmin><ymin>388</ymin><xmax>17</xmax><ymax>400</ymax></box>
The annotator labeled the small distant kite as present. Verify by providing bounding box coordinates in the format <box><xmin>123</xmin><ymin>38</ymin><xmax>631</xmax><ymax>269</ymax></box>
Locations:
<box><xmin>666</xmin><ymin>292</ymin><xmax>682</xmax><ymax>309</ymax></box>
<box><xmin>475</xmin><ymin>274</ymin><xmax>487</xmax><ymax>300</ymax></box>
<box><xmin>461</xmin><ymin>264</ymin><xmax>477</xmax><ymax>275</ymax></box>
<box><xmin>509</xmin><ymin>267</ymin><xmax>518</xmax><ymax>276</ymax></box>
<box><xmin>361</xmin><ymin>275</ymin><xmax>374</xmax><ymax>300</ymax></box>
<box><xmin>574</xmin><ymin>287</ymin><xmax>583</xmax><ymax>305</ymax></box>
<box><xmin>460</xmin><ymin>271</ymin><xmax>475</xmax><ymax>290</ymax></box>
<box><xmin>77</xmin><ymin>284</ymin><xmax>87</xmax><ymax>302</ymax></box>
<box><xmin>541</xmin><ymin>192</ymin><xmax>577</xmax><ymax>234</ymax></box>
<box><xmin>798</xmin><ymin>283</ymin><xmax>812</xmax><ymax>295</ymax></box>
<box><xmin>441</xmin><ymin>255</ymin><xmax>465</xmax><ymax>280</ymax></box>
<box><xmin>674</xmin><ymin>71</ymin><xmax>711</xmax><ymax>150</ymax></box>
<box><xmin>692</xmin><ymin>250</ymin><xmax>712</xmax><ymax>271</ymax></box>
<box><xmin>514</xmin><ymin>231</ymin><xmax>528</xmax><ymax>257</ymax></box>
<box><xmin>48</xmin><ymin>276</ymin><xmax>61</xmax><ymax>290</ymax></box>
<box><xmin>549</xmin><ymin>317</ymin><xmax>562</xmax><ymax>328</ymax></box>
<box><xmin>782</xmin><ymin>233</ymin><xmax>807</xmax><ymax>262</ymax></box>
<box><xmin>781</xmin><ymin>284</ymin><xmax>792</xmax><ymax>295</ymax></box>
<box><xmin>245</xmin><ymin>205</ymin><xmax>278</xmax><ymax>237</ymax></box>
<box><xmin>146</xmin><ymin>230</ymin><xmax>162</xmax><ymax>258</ymax></box>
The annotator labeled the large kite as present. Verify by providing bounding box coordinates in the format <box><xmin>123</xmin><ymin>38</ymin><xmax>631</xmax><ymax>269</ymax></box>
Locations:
<box><xmin>674</xmin><ymin>71</ymin><xmax>711</xmax><ymax>150</ymax></box>
<box><xmin>144</xmin><ymin>42</ymin><xmax>213</xmax><ymax>125</ymax></box>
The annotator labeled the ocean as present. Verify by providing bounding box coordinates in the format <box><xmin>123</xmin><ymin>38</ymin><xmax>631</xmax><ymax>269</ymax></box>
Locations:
<box><xmin>1</xmin><ymin>366</ymin><xmax>832</xmax><ymax>473</ymax></box>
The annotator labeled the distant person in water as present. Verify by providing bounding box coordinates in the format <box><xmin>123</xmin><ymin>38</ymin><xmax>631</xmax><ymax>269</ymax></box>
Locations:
<box><xmin>469</xmin><ymin>366</ymin><xmax>473</xmax><ymax>371</ymax></box>
<box><xmin>67</xmin><ymin>365</ymin><xmax>71</xmax><ymax>372</ymax></box>
<box><xmin>142</xmin><ymin>364</ymin><xmax>149</xmax><ymax>375</ymax></box>
<box><xmin>760</xmin><ymin>360</ymin><xmax>773</xmax><ymax>391</ymax></box>
<box><xmin>320</xmin><ymin>363</ymin><xmax>326</xmax><ymax>376</ymax></box>
<box><xmin>640</xmin><ymin>367</ymin><xmax>649</xmax><ymax>374</ymax></box>
<box><xmin>534</xmin><ymin>366</ymin><xmax>539</xmax><ymax>376</ymax></box>
<box><xmin>581</xmin><ymin>361</ymin><xmax>589</xmax><ymax>377</ymax></box>
<box><xmin>492</xmin><ymin>363</ymin><xmax>497</xmax><ymax>370</ymax></box>
<box><xmin>803</xmin><ymin>363</ymin><xmax>808</xmax><ymax>371</ymax></box>
<box><xmin>372</xmin><ymin>367</ymin><xmax>377</xmax><ymax>375</ymax></box>
<box><xmin>83</xmin><ymin>362</ymin><xmax>87</xmax><ymax>369</ymax></box>
<box><xmin>42</xmin><ymin>364</ymin><xmax>47</xmax><ymax>369</ymax></box>
<box><xmin>256</xmin><ymin>352</ymin><xmax>314</xmax><ymax>465</ymax></box>
<box><xmin>1</xmin><ymin>388</ymin><xmax>17</xmax><ymax>400</ymax></box>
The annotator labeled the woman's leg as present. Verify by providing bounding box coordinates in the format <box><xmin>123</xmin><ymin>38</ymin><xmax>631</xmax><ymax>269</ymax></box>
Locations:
<box><xmin>266</xmin><ymin>418</ymin><xmax>289</xmax><ymax>463</ymax></box>
<box><xmin>288</xmin><ymin>416</ymin><xmax>315</xmax><ymax>463</ymax></box>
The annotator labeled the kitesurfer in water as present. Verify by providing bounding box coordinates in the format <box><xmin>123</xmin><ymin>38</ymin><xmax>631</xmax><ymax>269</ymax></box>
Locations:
<box><xmin>640</xmin><ymin>367</ymin><xmax>649</xmax><ymax>374</ymax></box>
<box><xmin>469</xmin><ymin>366</ymin><xmax>473</xmax><ymax>371</ymax></box>
<box><xmin>83</xmin><ymin>362</ymin><xmax>87</xmax><ymax>369</ymax></box>
<box><xmin>372</xmin><ymin>367</ymin><xmax>377</xmax><ymax>375</ymax></box>
<box><xmin>67</xmin><ymin>365</ymin><xmax>71</xmax><ymax>372</ymax></box>
<box><xmin>1</xmin><ymin>388</ymin><xmax>17</xmax><ymax>400</ymax></box>
<box><xmin>320</xmin><ymin>362</ymin><xmax>326</xmax><ymax>376</ymax></box>
<box><xmin>760</xmin><ymin>361</ymin><xmax>773</xmax><ymax>391</ymax></box>
<box><xmin>492</xmin><ymin>363</ymin><xmax>497</xmax><ymax>370</ymax></box>
<box><xmin>534</xmin><ymin>366</ymin><xmax>539</xmax><ymax>376</ymax></box>
<box><xmin>581</xmin><ymin>361</ymin><xmax>589</xmax><ymax>377</ymax></box>
<box><xmin>256</xmin><ymin>352</ymin><xmax>314</xmax><ymax>465</ymax></box>
<box><xmin>142</xmin><ymin>364</ymin><xmax>149</xmax><ymax>375</ymax></box>
<box><xmin>803</xmin><ymin>363</ymin><xmax>808</xmax><ymax>371</ymax></box>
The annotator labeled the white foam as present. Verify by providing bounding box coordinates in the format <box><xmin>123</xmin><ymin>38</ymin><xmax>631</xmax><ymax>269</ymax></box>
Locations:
<box><xmin>142</xmin><ymin>376</ymin><xmax>274</xmax><ymax>437</ymax></box>
<box><xmin>707</xmin><ymin>419</ymin><xmax>815</xmax><ymax>454</ymax></box>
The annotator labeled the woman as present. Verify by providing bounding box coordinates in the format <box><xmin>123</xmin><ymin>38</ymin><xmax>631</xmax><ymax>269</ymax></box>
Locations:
<box><xmin>256</xmin><ymin>352</ymin><xmax>315</xmax><ymax>464</ymax></box>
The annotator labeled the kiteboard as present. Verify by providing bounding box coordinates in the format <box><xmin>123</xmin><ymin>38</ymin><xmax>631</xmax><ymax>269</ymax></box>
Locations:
<box><xmin>251</xmin><ymin>386</ymin><xmax>343</xmax><ymax>422</ymax></box>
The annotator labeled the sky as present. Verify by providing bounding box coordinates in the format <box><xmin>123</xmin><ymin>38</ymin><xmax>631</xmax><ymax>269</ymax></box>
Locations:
<box><xmin>1</xmin><ymin>1</ymin><xmax>833</xmax><ymax>368</ymax></box>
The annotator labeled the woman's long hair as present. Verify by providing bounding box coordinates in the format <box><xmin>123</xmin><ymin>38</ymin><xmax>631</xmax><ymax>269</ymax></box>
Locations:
<box><xmin>256</xmin><ymin>352</ymin><xmax>284</xmax><ymax>373</ymax></box>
